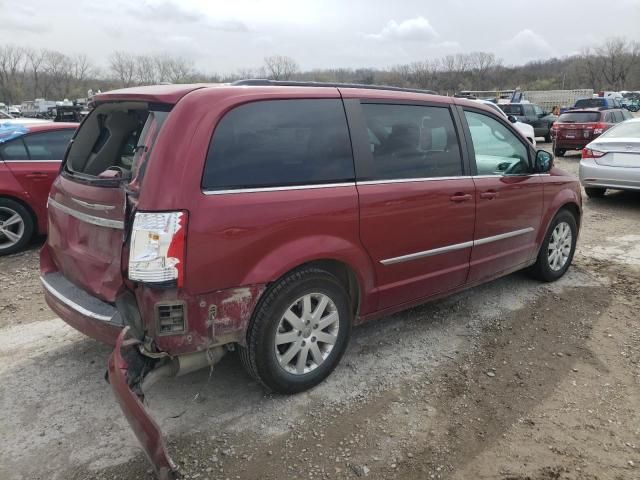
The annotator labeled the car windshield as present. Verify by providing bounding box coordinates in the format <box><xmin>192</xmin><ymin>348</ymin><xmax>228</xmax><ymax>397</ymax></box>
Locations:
<box><xmin>500</xmin><ymin>105</ymin><xmax>523</xmax><ymax>115</ymax></box>
<box><xmin>601</xmin><ymin>121</ymin><xmax>640</xmax><ymax>138</ymax></box>
<box><xmin>557</xmin><ymin>112</ymin><xmax>601</xmax><ymax>123</ymax></box>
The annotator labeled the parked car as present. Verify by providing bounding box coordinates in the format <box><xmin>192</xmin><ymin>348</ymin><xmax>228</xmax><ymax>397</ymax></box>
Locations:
<box><xmin>573</xmin><ymin>97</ymin><xmax>620</xmax><ymax>109</ymax></box>
<box><xmin>0</xmin><ymin>123</ymin><xmax>76</xmax><ymax>254</ymax></box>
<box><xmin>499</xmin><ymin>103</ymin><xmax>556</xmax><ymax>142</ymax></box>
<box><xmin>579</xmin><ymin>117</ymin><xmax>640</xmax><ymax>197</ymax></box>
<box><xmin>551</xmin><ymin>108</ymin><xmax>631</xmax><ymax>156</ymax></box>
<box><xmin>474</xmin><ymin>99</ymin><xmax>536</xmax><ymax>146</ymax></box>
<box><xmin>1</xmin><ymin>110</ymin><xmax>52</xmax><ymax>126</ymax></box>
<box><xmin>40</xmin><ymin>81</ymin><xmax>582</xmax><ymax>477</ymax></box>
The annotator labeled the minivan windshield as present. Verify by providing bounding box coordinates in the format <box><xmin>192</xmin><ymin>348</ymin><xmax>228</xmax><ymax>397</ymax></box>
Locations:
<box><xmin>557</xmin><ymin>112</ymin><xmax>601</xmax><ymax>123</ymax></box>
<box><xmin>63</xmin><ymin>102</ymin><xmax>168</xmax><ymax>185</ymax></box>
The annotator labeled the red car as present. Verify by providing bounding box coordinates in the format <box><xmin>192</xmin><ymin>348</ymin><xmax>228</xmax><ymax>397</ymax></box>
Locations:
<box><xmin>40</xmin><ymin>81</ymin><xmax>582</xmax><ymax>478</ymax></box>
<box><xmin>0</xmin><ymin>122</ymin><xmax>76</xmax><ymax>255</ymax></box>
<box><xmin>551</xmin><ymin>108</ymin><xmax>632</xmax><ymax>157</ymax></box>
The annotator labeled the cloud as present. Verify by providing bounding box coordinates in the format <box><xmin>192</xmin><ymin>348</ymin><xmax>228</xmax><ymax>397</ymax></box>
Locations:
<box><xmin>504</xmin><ymin>29</ymin><xmax>555</xmax><ymax>62</ymax></box>
<box><xmin>366</xmin><ymin>16</ymin><xmax>439</xmax><ymax>42</ymax></box>
<box><xmin>126</xmin><ymin>1</ymin><xmax>249</xmax><ymax>31</ymax></box>
<box><xmin>1</xmin><ymin>4</ymin><xmax>49</xmax><ymax>33</ymax></box>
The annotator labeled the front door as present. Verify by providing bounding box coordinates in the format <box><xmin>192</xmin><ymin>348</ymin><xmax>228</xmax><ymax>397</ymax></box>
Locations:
<box><xmin>461</xmin><ymin>108</ymin><xmax>544</xmax><ymax>283</ymax></box>
<box><xmin>347</xmin><ymin>100</ymin><xmax>476</xmax><ymax>310</ymax></box>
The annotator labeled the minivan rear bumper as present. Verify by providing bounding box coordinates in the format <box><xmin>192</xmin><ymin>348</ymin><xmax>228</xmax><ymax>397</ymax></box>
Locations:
<box><xmin>41</xmin><ymin>272</ymin><xmax>124</xmax><ymax>345</ymax></box>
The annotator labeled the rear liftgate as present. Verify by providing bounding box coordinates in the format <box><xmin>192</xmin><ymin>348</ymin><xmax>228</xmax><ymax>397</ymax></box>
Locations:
<box><xmin>108</xmin><ymin>327</ymin><xmax>225</xmax><ymax>479</ymax></box>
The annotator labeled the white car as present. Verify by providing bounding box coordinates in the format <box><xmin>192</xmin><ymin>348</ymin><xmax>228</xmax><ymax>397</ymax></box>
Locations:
<box><xmin>579</xmin><ymin>118</ymin><xmax>640</xmax><ymax>197</ymax></box>
<box><xmin>0</xmin><ymin>110</ymin><xmax>51</xmax><ymax>125</ymax></box>
<box><xmin>474</xmin><ymin>99</ymin><xmax>536</xmax><ymax>147</ymax></box>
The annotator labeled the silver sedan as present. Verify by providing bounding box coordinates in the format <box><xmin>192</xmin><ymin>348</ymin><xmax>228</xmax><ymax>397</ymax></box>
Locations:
<box><xmin>579</xmin><ymin>118</ymin><xmax>640</xmax><ymax>198</ymax></box>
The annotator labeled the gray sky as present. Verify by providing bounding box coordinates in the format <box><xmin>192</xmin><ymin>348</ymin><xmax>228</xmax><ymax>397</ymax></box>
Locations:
<box><xmin>2</xmin><ymin>0</ymin><xmax>640</xmax><ymax>74</ymax></box>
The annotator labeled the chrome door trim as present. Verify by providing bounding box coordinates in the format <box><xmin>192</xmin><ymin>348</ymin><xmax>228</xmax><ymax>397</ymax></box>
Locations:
<box><xmin>357</xmin><ymin>176</ymin><xmax>468</xmax><ymax>186</ymax></box>
<box><xmin>380</xmin><ymin>227</ymin><xmax>535</xmax><ymax>265</ymax></box>
<box><xmin>40</xmin><ymin>276</ymin><xmax>113</xmax><ymax>322</ymax></box>
<box><xmin>380</xmin><ymin>240</ymin><xmax>474</xmax><ymax>265</ymax></box>
<box><xmin>203</xmin><ymin>182</ymin><xmax>356</xmax><ymax>195</ymax></box>
<box><xmin>472</xmin><ymin>227</ymin><xmax>535</xmax><ymax>246</ymax></box>
<box><xmin>47</xmin><ymin>197</ymin><xmax>124</xmax><ymax>229</ymax></box>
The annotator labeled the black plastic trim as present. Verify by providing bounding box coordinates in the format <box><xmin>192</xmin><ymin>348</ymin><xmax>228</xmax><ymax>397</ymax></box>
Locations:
<box><xmin>232</xmin><ymin>79</ymin><xmax>437</xmax><ymax>96</ymax></box>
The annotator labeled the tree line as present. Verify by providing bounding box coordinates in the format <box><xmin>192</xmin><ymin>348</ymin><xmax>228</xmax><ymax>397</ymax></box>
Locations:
<box><xmin>1</xmin><ymin>37</ymin><xmax>638</xmax><ymax>104</ymax></box>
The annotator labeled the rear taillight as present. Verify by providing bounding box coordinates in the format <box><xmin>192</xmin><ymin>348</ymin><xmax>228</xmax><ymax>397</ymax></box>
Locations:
<box><xmin>593</xmin><ymin>122</ymin><xmax>607</xmax><ymax>135</ymax></box>
<box><xmin>128</xmin><ymin>211</ymin><xmax>187</xmax><ymax>287</ymax></box>
<box><xmin>581</xmin><ymin>148</ymin><xmax>605</xmax><ymax>159</ymax></box>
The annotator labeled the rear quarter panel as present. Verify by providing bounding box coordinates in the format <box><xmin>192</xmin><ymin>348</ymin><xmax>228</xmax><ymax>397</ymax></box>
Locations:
<box><xmin>0</xmin><ymin>164</ymin><xmax>43</xmax><ymax>232</ymax></box>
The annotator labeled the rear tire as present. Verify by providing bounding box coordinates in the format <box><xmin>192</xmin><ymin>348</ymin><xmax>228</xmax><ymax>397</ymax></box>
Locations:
<box><xmin>240</xmin><ymin>267</ymin><xmax>352</xmax><ymax>394</ymax></box>
<box><xmin>554</xmin><ymin>147</ymin><xmax>565</xmax><ymax>157</ymax></box>
<box><xmin>544</xmin><ymin>133</ymin><xmax>552</xmax><ymax>143</ymax></box>
<box><xmin>585</xmin><ymin>187</ymin><xmax>606</xmax><ymax>198</ymax></box>
<box><xmin>529</xmin><ymin>209</ymin><xmax>577</xmax><ymax>282</ymax></box>
<box><xmin>0</xmin><ymin>198</ymin><xmax>34</xmax><ymax>256</ymax></box>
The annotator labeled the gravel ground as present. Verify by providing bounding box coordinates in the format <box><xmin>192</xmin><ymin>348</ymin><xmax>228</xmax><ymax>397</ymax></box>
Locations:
<box><xmin>1</xmin><ymin>145</ymin><xmax>639</xmax><ymax>480</ymax></box>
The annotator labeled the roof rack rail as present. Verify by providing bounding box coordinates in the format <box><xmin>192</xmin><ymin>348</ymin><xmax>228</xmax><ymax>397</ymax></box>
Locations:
<box><xmin>231</xmin><ymin>79</ymin><xmax>438</xmax><ymax>95</ymax></box>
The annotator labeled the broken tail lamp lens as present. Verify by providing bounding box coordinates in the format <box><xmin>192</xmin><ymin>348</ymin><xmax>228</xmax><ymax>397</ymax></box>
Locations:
<box><xmin>128</xmin><ymin>211</ymin><xmax>187</xmax><ymax>287</ymax></box>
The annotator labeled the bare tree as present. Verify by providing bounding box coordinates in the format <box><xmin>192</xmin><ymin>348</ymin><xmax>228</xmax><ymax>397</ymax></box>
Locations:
<box><xmin>136</xmin><ymin>55</ymin><xmax>159</xmax><ymax>85</ymax></box>
<box><xmin>263</xmin><ymin>55</ymin><xmax>299</xmax><ymax>80</ymax></box>
<box><xmin>0</xmin><ymin>45</ymin><xmax>26</xmax><ymax>103</ymax></box>
<box><xmin>109</xmin><ymin>51</ymin><xmax>136</xmax><ymax>87</ymax></box>
<box><xmin>596</xmin><ymin>38</ymin><xmax>640</xmax><ymax>90</ymax></box>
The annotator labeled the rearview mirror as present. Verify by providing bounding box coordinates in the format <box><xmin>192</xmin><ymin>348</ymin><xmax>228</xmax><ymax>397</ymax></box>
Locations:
<box><xmin>536</xmin><ymin>150</ymin><xmax>553</xmax><ymax>173</ymax></box>
<box><xmin>507</xmin><ymin>114</ymin><xmax>517</xmax><ymax>123</ymax></box>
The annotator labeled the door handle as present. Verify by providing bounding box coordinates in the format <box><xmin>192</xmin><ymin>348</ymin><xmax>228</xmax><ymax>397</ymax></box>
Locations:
<box><xmin>25</xmin><ymin>172</ymin><xmax>48</xmax><ymax>179</ymax></box>
<box><xmin>480</xmin><ymin>190</ymin><xmax>499</xmax><ymax>200</ymax></box>
<box><xmin>450</xmin><ymin>193</ymin><xmax>472</xmax><ymax>203</ymax></box>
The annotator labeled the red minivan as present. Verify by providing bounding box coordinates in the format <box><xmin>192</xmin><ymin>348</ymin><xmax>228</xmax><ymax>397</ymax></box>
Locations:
<box><xmin>40</xmin><ymin>81</ymin><xmax>582</xmax><ymax>478</ymax></box>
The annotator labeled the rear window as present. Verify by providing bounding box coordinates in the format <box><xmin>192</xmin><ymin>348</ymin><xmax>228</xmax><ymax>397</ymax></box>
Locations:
<box><xmin>557</xmin><ymin>112</ymin><xmax>601</xmax><ymax>123</ymax></box>
<box><xmin>202</xmin><ymin>99</ymin><xmax>354</xmax><ymax>191</ymax></box>
<box><xmin>574</xmin><ymin>98</ymin><xmax>605</xmax><ymax>108</ymax></box>
<box><xmin>500</xmin><ymin>104</ymin><xmax>523</xmax><ymax>115</ymax></box>
<box><xmin>64</xmin><ymin>102</ymin><xmax>168</xmax><ymax>185</ymax></box>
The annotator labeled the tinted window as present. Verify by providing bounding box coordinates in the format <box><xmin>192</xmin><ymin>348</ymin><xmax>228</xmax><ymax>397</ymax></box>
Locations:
<box><xmin>0</xmin><ymin>138</ymin><xmax>29</xmax><ymax>160</ymax></box>
<box><xmin>203</xmin><ymin>99</ymin><xmax>353</xmax><ymax>190</ymax></box>
<box><xmin>464</xmin><ymin>110</ymin><xmax>530</xmax><ymax>176</ymax></box>
<box><xmin>574</xmin><ymin>98</ymin><xmax>605</xmax><ymax>108</ymax></box>
<box><xmin>612</xmin><ymin>111</ymin><xmax>623</xmax><ymax>123</ymax></box>
<box><xmin>360</xmin><ymin>103</ymin><xmax>463</xmax><ymax>180</ymax></box>
<box><xmin>604</xmin><ymin>112</ymin><xmax>614</xmax><ymax>123</ymax></box>
<box><xmin>557</xmin><ymin>112</ymin><xmax>601</xmax><ymax>123</ymax></box>
<box><xmin>533</xmin><ymin>105</ymin><xmax>544</xmax><ymax>116</ymax></box>
<box><xmin>622</xmin><ymin>110</ymin><xmax>633</xmax><ymax>120</ymax></box>
<box><xmin>500</xmin><ymin>104</ymin><xmax>523</xmax><ymax>115</ymax></box>
<box><xmin>24</xmin><ymin>130</ymin><xmax>74</xmax><ymax>160</ymax></box>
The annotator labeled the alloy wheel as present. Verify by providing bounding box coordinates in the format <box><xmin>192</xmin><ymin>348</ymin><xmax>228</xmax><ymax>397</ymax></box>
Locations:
<box><xmin>0</xmin><ymin>207</ymin><xmax>25</xmax><ymax>250</ymax></box>
<box><xmin>275</xmin><ymin>293</ymin><xmax>340</xmax><ymax>375</ymax></box>
<box><xmin>547</xmin><ymin>221</ymin><xmax>572</xmax><ymax>271</ymax></box>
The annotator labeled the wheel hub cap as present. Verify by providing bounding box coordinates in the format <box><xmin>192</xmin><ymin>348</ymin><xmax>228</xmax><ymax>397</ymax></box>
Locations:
<box><xmin>547</xmin><ymin>221</ymin><xmax>572</xmax><ymax>272</ymax></box>
<box><xmin>275</xmin><ymin>293</ymin><xmax>340</xmax><ymax>375</ymax></box>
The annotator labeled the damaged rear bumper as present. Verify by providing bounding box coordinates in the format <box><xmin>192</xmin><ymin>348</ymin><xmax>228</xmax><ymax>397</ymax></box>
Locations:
<box><xmin>108</xmin><ymin>327</ymin><xmax>226</xmax><ymax>479</ymax></box>
<box><xmin>108</xmin><ymin>328</ymin><xmax>178</xmax><ymax>479</ymax></box>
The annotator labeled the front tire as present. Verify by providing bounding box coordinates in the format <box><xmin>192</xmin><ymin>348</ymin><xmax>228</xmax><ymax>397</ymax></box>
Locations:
<box><xmin>0</xmin><ymin>198</ymin><xmax>34</xmax><ymax>256</ymax></box>
<box><xmin>554</xmin><ymin>147</ymin><xmax>566</xmax><ymax>157</ymax></box>
<box><xmin>529</xmin><ymin>210</ymin><xmax>577</xmax><ymax>282</ymax></box>
<box><xmin>240</xmin><ymin>267</ymin><xmax>352</xmax><ymax>394</ymax></box>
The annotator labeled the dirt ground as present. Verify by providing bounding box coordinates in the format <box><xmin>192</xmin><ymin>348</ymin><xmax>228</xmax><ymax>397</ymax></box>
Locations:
<box><xmin>1</xmin><ymin>145</ymin><xmax>639</xmax><ymax>480</ymax></box>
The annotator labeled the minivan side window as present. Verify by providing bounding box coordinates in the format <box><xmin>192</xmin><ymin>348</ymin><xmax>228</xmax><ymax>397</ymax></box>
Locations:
<box><xmin>464</xmin><ymin>110</ymin><xmax>530</xmax><ymax>176</ymax></box>
<box><xmin>359</xmin><ymin>103</ymin><xmax>463</xmax><ymax>180</ymax></box>
<box><xmin>202</xmin><ymin>99</ymin><xmax>354</xmax><ymax>191</ymax></box>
